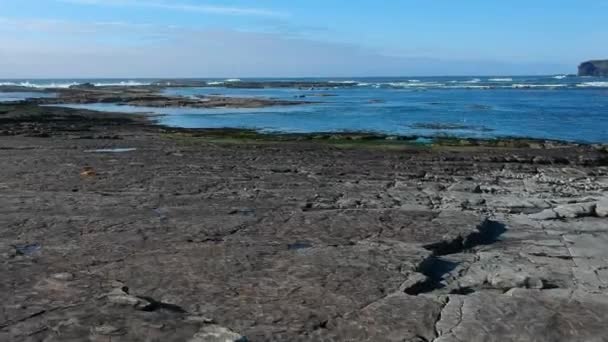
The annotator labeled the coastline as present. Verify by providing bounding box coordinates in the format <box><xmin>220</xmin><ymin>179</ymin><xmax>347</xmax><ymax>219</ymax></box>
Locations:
<box><xmin>1</xmin><ymin>100</ymin><xmax>608</xmax><ymax>340</ymax></box>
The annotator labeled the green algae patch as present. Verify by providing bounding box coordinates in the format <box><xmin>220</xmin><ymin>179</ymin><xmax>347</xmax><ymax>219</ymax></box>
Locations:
<box><xmin>160</xmin><ymin>129</ymin><xmax>431</xmax><ymax>151</ymax></box>
<box><xmin>160</xmin><ymin>128</ymin><xmax>576</xmax><ymax>152</ymax></box>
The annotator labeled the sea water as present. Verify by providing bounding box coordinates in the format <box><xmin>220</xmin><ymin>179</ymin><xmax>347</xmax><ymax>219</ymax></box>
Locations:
<box><xmin>0</xmin><ymin>91</ymin><xmax>56</xmax><ymax>102</ymax></box>
<box><xmin>4</xmin><ymin>76</ymin><xmax>608</xmax><ymax>143</ymax></box>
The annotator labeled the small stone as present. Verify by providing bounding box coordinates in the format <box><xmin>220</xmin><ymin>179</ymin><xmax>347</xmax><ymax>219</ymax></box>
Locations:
<box><xmin>106</xmin><ymin>288</ymin><xmax>152</xmax><ymax>310</ymax></box>
<box><xmin>488</xmin><ymin>271</ymin><xmax>528</xmax><ymax>290</ymax></box>
<box><xmin>92</xmin><ymin>324</ymin><xmax>124</xmax><ymax>336</ymax></box>
<box><xmin>532</xmin><ymin>156</ymin><xmax>551</xmax><ymax>164</ymax></box>
<box><xmin>51</xmin><ymin>272</ymin><xmax>75</xmax><ymax>281</ymax></box>
<box><xmin>80</xmin><ymin>166</ymin><xmax>96</xmax><ymax>177</ymax></box>
<box><xmin>462</xmin><ymin>197</ymin><xmax>486</xmax><ymax>207</ymax></box>
<box><xmin>185</xmin><ymin>315</ymin><xmax>216</xmax><ymax>324</ymax></box>
<box><xmin>524</xmin><ymin>277</ymin><xmax>544</xmax><ymax>289</ymax></box>
<box><xmin>596</xmin><ymin>199</ymin><xmax>608</xmax><ymax>217</ymax></box>
<box><xmin>189</xmin><ymin>325</ymin><xmax>246</xmax><ymax>342</ymax></box>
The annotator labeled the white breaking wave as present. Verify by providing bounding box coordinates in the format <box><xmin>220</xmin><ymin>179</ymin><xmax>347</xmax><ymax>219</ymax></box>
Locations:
<box><xmin>328</xmin><ymin>80</ymin><xmax>358</xmax><ymax>84</ymax></box>
<box><xmin>553</xmin><ymin>75</ymin><xmax>568</xmax><ymax>80</ymax></box>
<box><xmin>225</xmin><ymin>78</ymin><xmax>242</xmax><ymax>82</ymax></box>
<box><xmin>512</xmin><ymin>84</ymin><xmax>567</xmax><ymax>89</ymax></box>
<box><xmin>93</xmin><ymin>81</ymin><xmax>151</xmax><ymax>87</ymax></box>
<box><xmin>386</xmin><ymin>82</ymin><xmax>443</xmax><ymax>88</ymax></box>
<box><xmin>207</xmin><ymin>81</ymin><xmax>224</xmax><ymax>85</ymax></box>
<box><xmin>576</xmin><ymin>82</ymin><xmax>608</xmax><ymax>88</ymax></box>
<box><xmin>0</xmin><ymin>80</ymin><xmax>151</xmax><ymax>88</ymax></box>
<box><xmin>463</xmin><ymin>78</ymin><xmax>481</xmax><ymax>84</ymax></box>
<box><xmin>0</xmin><ymin>81</ymin><xmax>79</xmax><ymax>89</ymax></box>
<box><xmin>488</xmin><ymin>78</ymin><xmax>513</xmax><ymax>82</ymax></box>
<box><xmin>444</xmin><ymin>85</ymin><xmax>492</xmax><ymax>89</ymax></box>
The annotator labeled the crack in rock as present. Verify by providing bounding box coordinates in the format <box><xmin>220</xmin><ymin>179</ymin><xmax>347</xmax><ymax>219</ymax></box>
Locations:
<box><xmin>404</xmin><ymin>219</ymin><xmax>506</xmax><ymax>295</ymax></box>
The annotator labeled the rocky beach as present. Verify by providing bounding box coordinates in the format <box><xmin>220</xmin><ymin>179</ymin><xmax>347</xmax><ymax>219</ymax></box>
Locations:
<box><xmin>1</xmin><ymin>91</ymin><xmax>608</xmax><ymax>341</ymax></box>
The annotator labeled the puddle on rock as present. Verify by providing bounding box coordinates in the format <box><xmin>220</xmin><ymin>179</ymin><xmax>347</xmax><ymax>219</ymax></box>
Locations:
<box><xmin>85</xmin><ymin>148</ymin><xmax>137</xmax><ymax>153</ymax></box>
<box><xmin>288</xmin><ymin>241</ymin><xmax>313</xmax><ymax>250</ymax></box>
<box><xmin>13</xmin><ymin>243</ymin><xmax>42</xmax><ymax>256</ymax></box>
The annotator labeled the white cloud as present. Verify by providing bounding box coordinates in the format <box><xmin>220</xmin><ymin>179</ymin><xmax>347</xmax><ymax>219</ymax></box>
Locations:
<box><xmin>58</xmin><ymin>0</ymin><xmax>287</xmax><ymax>17</ymax></box>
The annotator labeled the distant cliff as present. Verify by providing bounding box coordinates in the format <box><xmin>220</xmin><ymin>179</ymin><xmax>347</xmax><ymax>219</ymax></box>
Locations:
<box><xmin>578</xmin><ymin>60</ymin><xmax>608</xmax><ymax>76</ymax></box>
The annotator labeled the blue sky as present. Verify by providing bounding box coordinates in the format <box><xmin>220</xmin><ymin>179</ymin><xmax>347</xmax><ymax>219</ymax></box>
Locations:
<box><xmin>0</xmin><ymin>0</ymin><xmax>607</xmax><ymax>77</ymax></box>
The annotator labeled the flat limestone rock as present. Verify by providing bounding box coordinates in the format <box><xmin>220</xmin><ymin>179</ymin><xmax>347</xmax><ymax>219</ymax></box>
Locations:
<box><xmin>530</xmin><ymin>201</ymin><xmax>598</xmax><ymax>220</ymax></box>
<box><xmin>435</xmin><ymin>291</ymin><xmax>608</xmax><ymax>342</ymax></box>
<box><xmin>2</xmin><ymin>103</ymin><xmax>608</xmax><ymax>341</ymax></box>
<box><xmin>553</xmin><ymin>202</ymin><xmax>597</xmax><ymax>218</ymax></box>
<box><xmin>317</xmin><ymin>293</ymin><xmax>441</xmax><ymax>342</ymax></box>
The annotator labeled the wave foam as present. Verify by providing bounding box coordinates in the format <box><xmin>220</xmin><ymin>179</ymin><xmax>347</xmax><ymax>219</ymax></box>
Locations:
<box><xmin>93</xmin><ymin>81</ymin><xmax>151</xmax><ymax>87</ymax></box>
<box><xmin>553</xmin><ymin>75</ymin><xmax>568</xmax><ymax>80</ymax></box>
<box><xmin>329</xmin><ymin>80</ymin><xmax>358</xmax><ymax>84</ymax></box>
<box><xmin>512</xmin><ymin>84</ymin><xmax>566</xmax><ymax>89</ymax></box>
<box><xmin>0</xmin><ymin>80</ymin><xmax>151</xmax><ymax>88</ymax></box>
<box><xmin>386</xmin><ymin>82</ymin><xmax>442</xmax><ymax>88</ymax></box>
<box><xmin>577</xmin><ymin>82</ymin><xmax>608</xmax><ymax>88</ymax></box>
<box><xmin>445</xmin><ymin>85</ymin><xmax>492</xmax><ymax>89</ymax></box>
<box><xmin>0</xmin><ymin>81</ymin><xmax>79</xmax><ymax>89</ymax></box>
<box><xmin>489</xmin><ymin>78</ymin><xmax>513</xmax><ymax>82</ymax></box>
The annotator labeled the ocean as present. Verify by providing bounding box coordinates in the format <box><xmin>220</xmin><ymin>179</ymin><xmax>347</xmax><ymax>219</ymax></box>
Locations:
<box><xmin>1</xmin><ymin>76</ymin><xmax>607</xmax><ymax>143</ymax></box>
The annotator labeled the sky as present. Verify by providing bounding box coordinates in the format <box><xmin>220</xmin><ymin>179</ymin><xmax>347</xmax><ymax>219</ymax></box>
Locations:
<box><xmin>0</xmin><ymin>0</ymin><xmax>607</xmax><ymax>78</ymax></box>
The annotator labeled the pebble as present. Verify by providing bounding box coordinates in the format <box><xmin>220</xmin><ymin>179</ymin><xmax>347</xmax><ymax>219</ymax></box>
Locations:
<box><xmin>51</xmin><ymin>272</ymin><xmax>75</xmax><ymax>281</ymax></box>
<box><xmin>106</xmin><ymin>288</ymin><xmax>152</xmax><ymax>310</ymax></box>
<box><xmin>93</xmin><ymin>324</ymin><xmax>124</xmax><ymax>336</ymax></box>
<box><xmin>189</xmin><ymin>325</ymin><xmax>246</xmax><ymax>342</ymax></box>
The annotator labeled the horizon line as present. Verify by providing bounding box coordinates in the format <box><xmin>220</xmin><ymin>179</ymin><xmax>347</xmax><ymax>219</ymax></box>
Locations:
<box><xmin>0</xmin><ymin>74</ymin><xmax>579</xmax><ymax>80</ymax></box>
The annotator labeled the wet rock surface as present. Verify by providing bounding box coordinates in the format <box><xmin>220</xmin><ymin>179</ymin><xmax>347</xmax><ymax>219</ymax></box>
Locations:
<box><xmin>1</xmin><ymin>103</ymin><xmax>608</xmax><ymax>341</ymax></box>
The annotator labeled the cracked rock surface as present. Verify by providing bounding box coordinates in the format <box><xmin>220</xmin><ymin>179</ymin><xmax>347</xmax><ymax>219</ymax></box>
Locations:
<box><xmin>1</xmin><ymin>104</ymin><xmax>608</xmax><ymax>341</ymax></box>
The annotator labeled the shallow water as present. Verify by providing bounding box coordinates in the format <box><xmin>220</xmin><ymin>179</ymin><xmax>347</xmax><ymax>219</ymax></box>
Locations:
<box><xmin>84</xmin><ymin>148</ymin><xmax>138</xmax><ymax>153</ymax></box>
<box><xmin>0</xmin><ymin>92</ymin><xmax>56</xmax><ymax>102</ymax></box>
<box><xmin>40</xmin><ymin>76</ymin><xmax>608</xmax><ymax>143</ymax></box>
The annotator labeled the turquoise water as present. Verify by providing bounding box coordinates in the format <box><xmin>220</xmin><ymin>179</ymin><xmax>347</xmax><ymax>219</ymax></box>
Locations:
<box><xmin>8</xmin><ymin>76</ymin><xmax>608</xmax><ymax>143</ymax></box>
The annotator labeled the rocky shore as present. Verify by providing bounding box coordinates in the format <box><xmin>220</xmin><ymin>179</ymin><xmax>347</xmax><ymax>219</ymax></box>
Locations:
<box><xmin>1</xmin><ymin>102</ymin><xmax>608</xmax><ymax>341</ymax></box>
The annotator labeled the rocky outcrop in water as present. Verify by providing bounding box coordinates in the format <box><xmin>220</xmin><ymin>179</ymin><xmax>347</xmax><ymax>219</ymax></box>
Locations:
<box><xmin>578</xmin><ymin>60</ymin><xmax>608</xmax><ymax>76</ymax></box>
